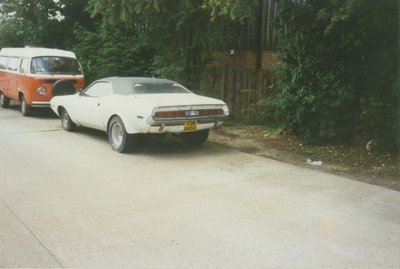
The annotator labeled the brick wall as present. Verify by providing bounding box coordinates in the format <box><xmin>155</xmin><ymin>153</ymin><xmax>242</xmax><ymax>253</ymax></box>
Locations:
<box><xmin>207</xmin><ymin>51</ymin><xmax>277</xmax><ymax>70</ymax></box>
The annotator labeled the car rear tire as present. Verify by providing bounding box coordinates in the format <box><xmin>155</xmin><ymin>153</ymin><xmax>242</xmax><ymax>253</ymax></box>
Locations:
<box><xmin>181</xmin><ymin>129</ymin><xmax>209</xmax><ymax>146</ymax></box>
<box><xmin>20</xmin><ymin>96</ymin><xmax>31</xmax><ymax>116</ymax></box>
<box><xmin>0</xmin><ymin>92</ymin><xmax>10</xmax><ymax>108</ymax></box>
<box><xmin>60</xmin><ymin>108</ymin><xmax>76</xmax><ymax>131</ymax></box>
<box><xmin>108</xmin><ymin>116</ymin><xmax>135</xmax><ymax>153</ymax></box>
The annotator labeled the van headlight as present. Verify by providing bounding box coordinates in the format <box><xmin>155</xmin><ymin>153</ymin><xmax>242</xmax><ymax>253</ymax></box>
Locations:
<box><xmin>37</xmin><ymin>87</ymin><xmax>47</xmax><ymax>96</ymax></box>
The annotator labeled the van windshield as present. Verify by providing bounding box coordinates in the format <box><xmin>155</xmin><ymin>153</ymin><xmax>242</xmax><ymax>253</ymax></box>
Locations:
<box><xmin>31</xmin><ymin>57</ymin><xmax>82</xmax><ymax>75</ymax></box>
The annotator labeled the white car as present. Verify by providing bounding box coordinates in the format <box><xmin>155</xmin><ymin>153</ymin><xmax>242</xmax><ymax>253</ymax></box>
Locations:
<box><xmin>51</xmin><ymin>77</ymin><xmax>229</xmax><ymax>152</ymax></box>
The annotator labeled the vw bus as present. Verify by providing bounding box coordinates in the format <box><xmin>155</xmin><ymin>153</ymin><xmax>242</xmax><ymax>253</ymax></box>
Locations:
<box><xmin>0</xmin><ymin>47</ymin><xmax>84</xmax><ymax>116</ymax></box>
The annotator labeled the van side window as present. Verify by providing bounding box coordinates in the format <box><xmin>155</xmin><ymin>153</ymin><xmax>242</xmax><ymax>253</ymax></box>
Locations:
<box><xmin>0</xmin><ymin>56</ymin><xmax>8</xmax><ymax>70</ymax></box>
<box><xmin>6</xmin><ymin>57</ymin><xmax>20</xmax><ymax>71</ymax></box>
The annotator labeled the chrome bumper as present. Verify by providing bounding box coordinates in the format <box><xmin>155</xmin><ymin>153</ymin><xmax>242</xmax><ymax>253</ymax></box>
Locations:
<box><xmin>148</xmin><ymin>115</ymin><xmax>228</xmax><ymax>126</ymax></box>
<box><xmin>146</xmin><ymin>115</ymin><xmax>228</xmax><ymax>133</ymax></box>
<box><xmin>31</xmin><ymin>101</ymin><xmax>51</xmax><ymax>108</ymax></box>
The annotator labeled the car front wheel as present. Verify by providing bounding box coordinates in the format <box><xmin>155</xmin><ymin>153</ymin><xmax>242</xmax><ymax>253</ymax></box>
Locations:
<box><xmin>181</xmin><ymin>129</ymin><xmax>209</xmax><ymax>146</ymax></box>
<box><xmin>60</xmin><ymin>108</ymin><xmax>76</xmax><ymax>131</ymax></box>
<box><xmin>108</xmin><ymin>116</ymin><xmax>134</xmax><ymax>153</ymax></box>
<box><xmin>0</xmin><ymin>92</ymin><xmax>10</xmax><ymax>108</ymax></box>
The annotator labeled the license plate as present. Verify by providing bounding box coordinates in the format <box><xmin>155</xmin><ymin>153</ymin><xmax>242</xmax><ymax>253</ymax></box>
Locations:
<box><xmin>185</xmin><ymin>110</ymin><xmax>199</xmax><ymax>116</ymax></box>
<box><xmin>184</xmin><ymin>120</ymin><xmax>197</xmax><ymax>132</ymax></box>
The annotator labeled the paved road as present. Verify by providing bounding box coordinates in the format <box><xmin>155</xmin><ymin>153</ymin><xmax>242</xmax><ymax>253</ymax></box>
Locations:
<box><xmin>0</xmin><ymin>106</ymin><xmax>399</xmax><ymax>268</ymax></box>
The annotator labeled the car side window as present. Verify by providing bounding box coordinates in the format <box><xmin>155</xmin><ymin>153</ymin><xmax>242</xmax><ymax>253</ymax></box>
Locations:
<box><xmin>84</xmin><ymin>82</ymin><xmax>113</xmax><ymax>97</ymax></box>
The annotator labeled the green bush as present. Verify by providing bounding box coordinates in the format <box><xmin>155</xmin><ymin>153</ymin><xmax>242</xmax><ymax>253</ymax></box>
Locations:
<box><xmin>274</xmin><ymin>0</ymin><xmax>399</xmax><ymax>150</ymax></box>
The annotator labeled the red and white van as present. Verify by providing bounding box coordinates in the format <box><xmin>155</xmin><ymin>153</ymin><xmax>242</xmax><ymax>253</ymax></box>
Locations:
<box><xmin>0</xmin><ymin>47</ymin><xmax>84</xmax><ymax>116</ymax></box>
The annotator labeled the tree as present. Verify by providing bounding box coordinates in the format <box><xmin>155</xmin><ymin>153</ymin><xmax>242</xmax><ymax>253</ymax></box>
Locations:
<box><xmin>0</xmin><ymin>20</ymin><xmax>23</xmax><ymax>47</ymax></box>
<box><xmin>87</xmin><ymin>0</ymin><xmax>253</xmax><ymax>90</ymax></box>
<box><xmin>203</xmin><ymin>0</ymin><xmax>257</xmax><ymax>21</ymax></box>
<box><xmin>274</xmin><ymin>0</ymin><xmax>399</xmax><ymax>150</ymax></box>
<box><xmin>0</xmin><ymin>0</ymin><xmax>62</xmax><ymax>47</ymax></box>
<box><xmin>71</xmin><ymin>24</ymin><xmax>154</xmax><ymax>83</ymax></box>
<box><xmin>0</xmin><ymin>0</ymin><xmax>93</xmax><ymax>48</ymax></box>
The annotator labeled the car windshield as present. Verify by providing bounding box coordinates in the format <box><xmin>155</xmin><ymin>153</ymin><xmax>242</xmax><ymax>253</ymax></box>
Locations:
<box><xmin>132</xmin><ymin>83</ymin><xmax>190</xmax><ymax>94</ymax></box>
<box><xmin>31</xmin><ymin>56</ymin><xmax>82</xmax><ymax>75</ymax></box>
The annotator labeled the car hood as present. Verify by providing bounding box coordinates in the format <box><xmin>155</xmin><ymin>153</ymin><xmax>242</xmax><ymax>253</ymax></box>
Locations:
<box><xmin>133</xmin><ymin>93</ymin><xmax>226</xmax><ymax>107</ymax></box>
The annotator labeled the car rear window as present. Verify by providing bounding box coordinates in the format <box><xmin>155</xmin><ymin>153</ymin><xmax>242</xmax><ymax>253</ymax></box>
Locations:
<box><xmin>133</xmin><ymin>83</ymin><xmax>190</xmax><ymax>94</ymax></box>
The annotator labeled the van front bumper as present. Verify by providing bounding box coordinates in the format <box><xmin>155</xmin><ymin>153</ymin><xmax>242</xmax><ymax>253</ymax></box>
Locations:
<box><xmin>31</xmin><ymin>101</ymin><xmax>50</xmax><ymax>108</ymax></box>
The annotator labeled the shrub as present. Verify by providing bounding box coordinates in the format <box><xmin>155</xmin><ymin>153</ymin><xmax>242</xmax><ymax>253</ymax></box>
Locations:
<box><xmin>274</xmin><ymin>0</ymin><xmax>399</xmax><ymax>150</ymax></box>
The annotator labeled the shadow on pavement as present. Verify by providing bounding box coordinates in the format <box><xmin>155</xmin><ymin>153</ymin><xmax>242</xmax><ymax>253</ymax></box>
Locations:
<box><xmin>74</xmin><ymin>127</ymin><xmax>220</xmax><ymax>156</ymax></box>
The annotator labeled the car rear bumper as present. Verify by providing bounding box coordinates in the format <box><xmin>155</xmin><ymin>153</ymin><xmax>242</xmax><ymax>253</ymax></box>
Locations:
<box><xmin>146</xmin><ymin>116</ymin><xmax>227</xmax><ymax>133</ymax></box>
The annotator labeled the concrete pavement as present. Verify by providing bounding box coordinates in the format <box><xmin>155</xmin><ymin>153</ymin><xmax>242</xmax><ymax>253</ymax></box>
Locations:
<box><xmin>0</xmin><ymin>106</ymin><xmax>399</xmax><ymax>268</ymax></box>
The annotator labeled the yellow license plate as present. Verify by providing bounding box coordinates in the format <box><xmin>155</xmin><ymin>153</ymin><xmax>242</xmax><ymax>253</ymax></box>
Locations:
<box><xmin>184</xmin><ymin>120</ymin><xmax>197</xmax><ymax>132</ymax></box>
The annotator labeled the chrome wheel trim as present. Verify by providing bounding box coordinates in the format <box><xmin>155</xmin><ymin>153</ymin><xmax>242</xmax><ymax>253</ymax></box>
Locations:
<box><xmin>111</xmin><ymin>122</ymin><xmax>123</xmax><ymax>148</ymax></box>
<box><xmin>21</xmin><ymin>100</ymin><xmax>27</xmax><ymax>114</ymax></box>
<box><xmin>61</xmin><ymin>111</ymin><xmax>69</xmax><ymax>128</ymax></box>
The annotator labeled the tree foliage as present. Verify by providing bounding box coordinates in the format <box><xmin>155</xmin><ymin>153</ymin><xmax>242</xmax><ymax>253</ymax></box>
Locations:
<box><xmin>203</xmin><ymin>0</ymin><xmax>257</xmax><ymax>21</ymax></box>
<box><xmin>1</xmin><ymin>0</ymin><xmax>396</xmax><ymax>151</ymax></box>
<box><xmin>274</xmin><ymin>0</ymin><xmax>399</xmax><ymax>150</ymax></box>
<box><xmin>86</xmin><ymin>0</ymin><xmax>249</xmax><ymax>89</ymax></box>
<box><xmin>71</xmin><ymin>25</ymin><xmax>153</xmax><ymax>83</ymax></box>
<box><xmin>0</xmin><ymin>0</ymin><xmax>59</xmax><ymax>46</ymax></box>
<box><xmin>0</xmin><ymin>0</ymin><xmax>93</xmax><ymax>48</ymax></box>
<box><xmin>0</xmin><ymin>0</ymin><xmax>251</xmax><ymax>87</ymax></box>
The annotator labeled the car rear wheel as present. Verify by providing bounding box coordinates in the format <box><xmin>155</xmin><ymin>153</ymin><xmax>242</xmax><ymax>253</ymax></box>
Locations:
<box><xmin>20</xmin><ymin>96</ymin><xmax>31</xmax><ymax>116</ymax></box>
<box><xmin>181</xmin><ymin>129</ymin><xmax>209</xmax><ymax>146</ymax></box>
<box><xmin>108</xmin><ymin>116</ymin><xmax>135</xmax><ymax>153</ymax></box>
<box><xmin>60</xmin><ymin>108</ymin><xmax>76</xmax><ymax>131</ymax></box>
<box><xmin>0</xmin><ymin>92</ymin><xmax>10</xmax><ymax>108</ymax></box>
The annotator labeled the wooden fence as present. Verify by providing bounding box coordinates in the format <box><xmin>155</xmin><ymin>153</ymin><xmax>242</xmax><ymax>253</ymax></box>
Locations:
<box><xmin>198</xmin><ymin>67</ymin><xmax>276</xmax><ymax>121</ymax></box>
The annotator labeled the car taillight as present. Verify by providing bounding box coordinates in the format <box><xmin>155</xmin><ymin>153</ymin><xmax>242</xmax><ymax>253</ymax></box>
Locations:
<box><xmin>154</xmin><ymin>111</ymin><xmax>185</xmax><ymax>118</ymax></box>
<box><xmin>199</xmin><ymin>109</ymin><xmax>224</xmax><ymax>116</ymax></box>
<box><xmin>154</xmin><ymin>108</ymin><xmax>224</xmax><ymax>118</ymax></box>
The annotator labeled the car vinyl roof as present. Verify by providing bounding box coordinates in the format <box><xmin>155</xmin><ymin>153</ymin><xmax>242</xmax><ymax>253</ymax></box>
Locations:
<box><xmin>96</xmin><ymin>77</ymin><xmax>180</xmax><ymax>95</ymax></box>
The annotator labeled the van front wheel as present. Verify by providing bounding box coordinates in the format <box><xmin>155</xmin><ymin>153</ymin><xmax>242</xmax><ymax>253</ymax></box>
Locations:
<box><xmin>20</xmin><ymin>96</ymin><xmax>31</xmax><ymax>116</ymax></box>
<box><xmin>0</xmin><ymin>93</ymin><xmax>10</xmax><ymax>108</ymax></box>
